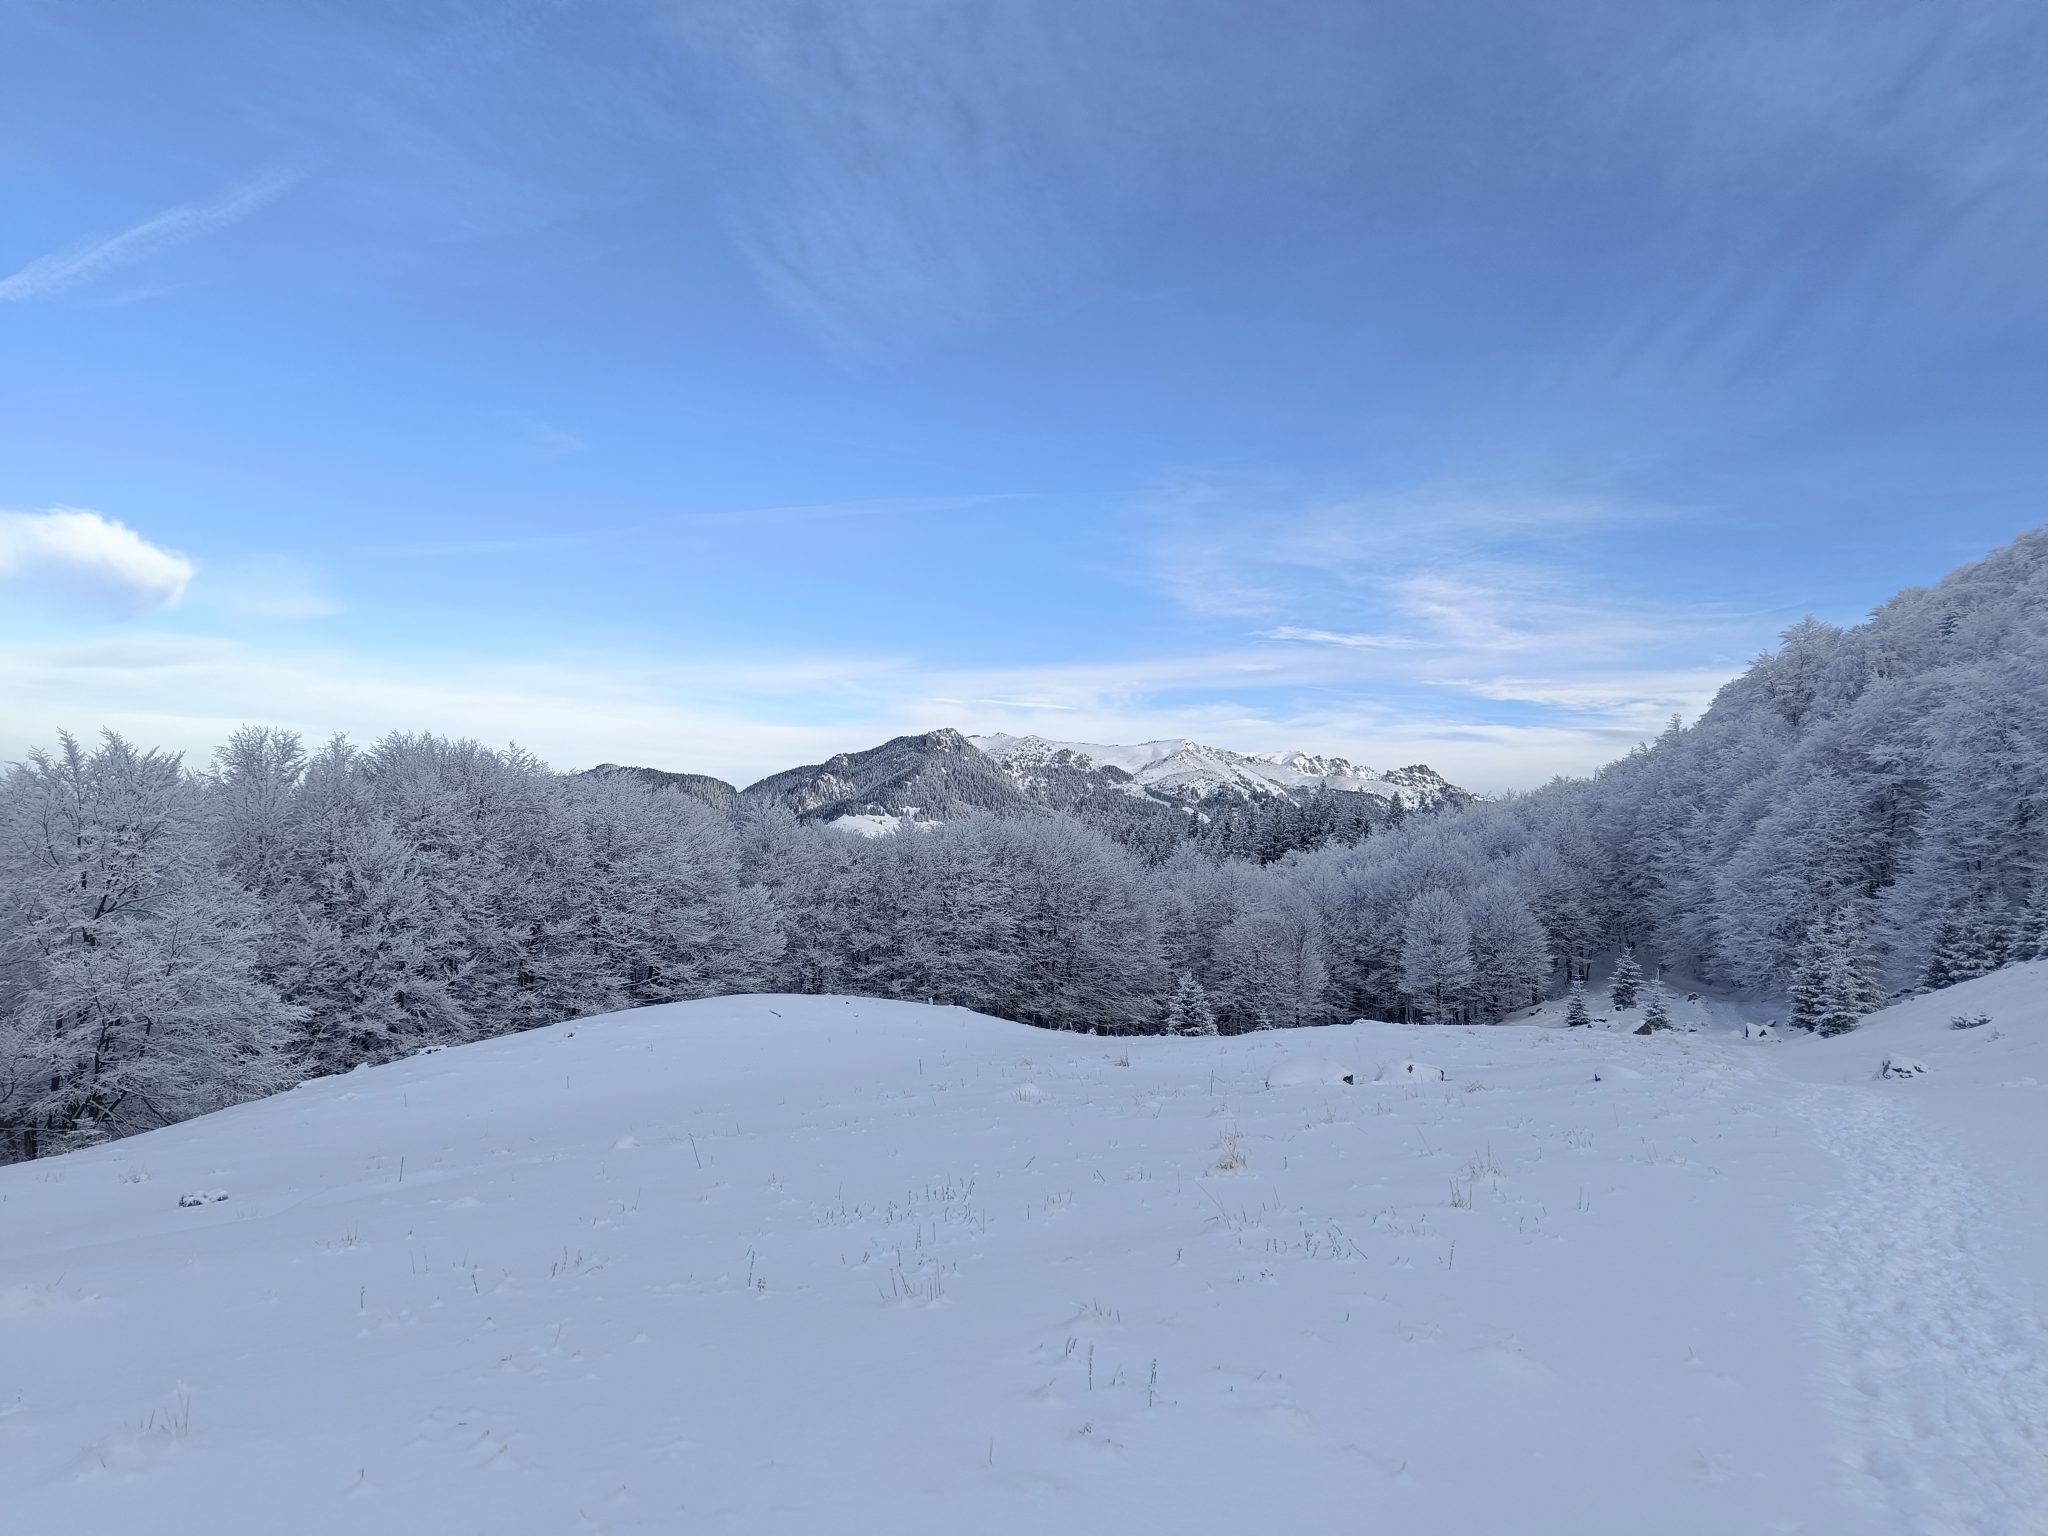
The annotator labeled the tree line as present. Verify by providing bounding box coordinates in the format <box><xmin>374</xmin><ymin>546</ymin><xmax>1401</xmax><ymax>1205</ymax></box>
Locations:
<box><xmin>6</xmin><ymin>529</ymin><xmax>2047</xmax><ymax>1159</ymax></box>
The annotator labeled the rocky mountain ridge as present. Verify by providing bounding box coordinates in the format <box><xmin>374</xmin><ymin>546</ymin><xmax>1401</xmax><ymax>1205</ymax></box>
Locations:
<box><xmin>587</xmin><ymin>728</ymin><xmax>1471</xmax><ymax>826</ymax></box>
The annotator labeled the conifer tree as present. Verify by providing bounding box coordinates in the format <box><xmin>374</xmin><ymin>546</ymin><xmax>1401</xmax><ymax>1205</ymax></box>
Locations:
<box><xmin>2023</xmin><ymin>884</ymin><xmax>2048</xmax><ymax>962</ymax></box>
<box><xmin>1792</xmin><ymin>908</ymin><xmax>1884</xmax><ymax>1036</ymax></box>
<box><xmin>1924</xmin><ymin>900</ymin><xmax>2001</xmax><ymax>990</ymax></box>
<box><xmin>1564</xmin><ymin>979</ymin><xmax>1591</xmax><ymax>1028</ymax></box>
<box><xmin>1608</xmin><ymin>949</ymin><xmax>1643</xmax><ymax>1010</ymax></box>
<box><xmin>1789</xmin><ymin>920</ymin><xmax>1831</xmax><ymax>1032</ymax></box>
<box><xmin>1165</xmin><ymin>972</ymin><xmax>1217</xmax><ymax>1037</ymax></box>
<box><xmin>1641</xmin><ymin>978</ymin><xmax>1672</xmax><ymax>1031</ymax></box>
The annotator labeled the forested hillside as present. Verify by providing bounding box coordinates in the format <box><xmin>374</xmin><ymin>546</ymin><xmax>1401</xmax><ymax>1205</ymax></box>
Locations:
<box><xmin>4</xmin><ymin>531</ymin><xmax>2045</xmax><ymax>1159</ymax></box>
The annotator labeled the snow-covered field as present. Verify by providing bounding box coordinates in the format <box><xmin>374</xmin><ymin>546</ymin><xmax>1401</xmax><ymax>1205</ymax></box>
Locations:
<box><xmin>5</xmin><ymin>970</ymin><xmax>2045</xmax><ymax>1535</ymax></box>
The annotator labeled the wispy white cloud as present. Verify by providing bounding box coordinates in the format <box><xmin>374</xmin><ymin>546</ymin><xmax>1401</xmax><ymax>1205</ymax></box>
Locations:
<box><xmin>650</xmin><ymin>1</ymin><xmax>2048</xmax><ymax>350</ymax></box>
<box><xmin>1132</xmin><ymin>475</ymin><xmax>1784</xmax><ymax>778</ymax></box>
<box><xmin>1260</xmin><ymin>626</ymin><xmax>1419</xmax><ymax>651</ymax></box>
<box><xmin>0</xmin><ymin>167</ymin><xmax>300</xmax><ymax>303</ymax></box>
<box><xmin>0</xmin><ymin>622</ymin><xmax>1744</xmax><ymax>793</ymax></box>
<box><xmin>0</xmin><ymin>509</ymin><xmax>194</xmax><ymax>616</ymax></box>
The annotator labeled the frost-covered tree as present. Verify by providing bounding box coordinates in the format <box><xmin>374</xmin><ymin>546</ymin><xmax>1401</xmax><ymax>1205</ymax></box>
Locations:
<box><xmin>1214</xmin><ymin>881</ymin><xmax>1326</xmax><ymax>1033</ymax></box>
<box><xmin>1790</xmin><ymin>908</ymin><xmax>1884</xmax><ymax>1036</ymax></box>
<box><xmin>1165</xmin><ymin>972</ymin><xmax>1217</xmax><ymax>1037</ymax></box>
<box><xmin>1608</xmin><ymin>949</ymin><xmax>1643</xmax><ymax>1011</ymax></box>
<box><xmin>275</xmin><ymin>812</ymin><xmax>471</xmax><ymax>1074</ymax></box>
<box><xmin>1400</xmin><ymin>888</ymin><xmax>1474</xmax><ymax>1024</ymax></box>
<box><xmin>1641</xmin><ymin>979</ymin><xmax>1672</xmax><ymax>1032</ymax></box>
<box><xmin>1563</xmin><ymin>979</ymin><xmax>1591</xmax><ymax>1028</ymax></box>
<box><xmin>870</xmin><ymin>820</ymin><xmax>1019</xmax><ymax>1012</ymax></box>
<box><xmin>993</xmin><ymin>817</ymin><xmax>1161</xmax><ymax>1034</ymax></box>
<box><xmin>1466</xmin><ymin>879</ymin><xmax>1548</xmax><ymax>1021</ymax></box>
<box><xmin>211</xmin><ymin>725</ymin><xmax>308</xmax><ymax>899</ymax></box>
<box><xmin>1922</xmin><ymin>900</ymin><xmax>2004</xmax><ymax>991</ymax></box>
<box><xmin>2016</xmin><ymin>882</ymin><xmax>2048</xmax><ymax>963</ymax></box>
<box><xmin>0</xmin><ymin>734</ymin><xmax>294</xmax><ymax>1158</ymax></box>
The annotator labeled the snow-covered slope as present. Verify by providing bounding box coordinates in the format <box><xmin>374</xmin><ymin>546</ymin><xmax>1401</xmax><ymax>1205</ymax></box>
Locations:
<box><xmin>971</xmin><ymin>733</ymin><xmax>1469</xmax><ymax>810</ymax></box>
<box><xmin>4</xmin><ymin>985</ymin><xmax>2043</xmax><ymax>1534</ymax></box>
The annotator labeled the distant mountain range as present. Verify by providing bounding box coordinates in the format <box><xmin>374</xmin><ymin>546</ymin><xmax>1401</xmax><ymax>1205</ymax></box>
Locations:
<box><xmin>969</xmin><ymin>733</ymin><xmax>1469</xmax><ymax>813</ymax></box>
<box><xmin>586</xmin><ymin>727</ymin><xmax>1472</xmax><ymax>828</ymax></box>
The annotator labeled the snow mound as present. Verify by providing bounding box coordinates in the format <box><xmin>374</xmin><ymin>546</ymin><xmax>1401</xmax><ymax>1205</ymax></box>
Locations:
<box><xmin>1744</xmin><ymin>1022</ymin><xmax>1777</xmax><ymax>1041</ymax></box>
<box><xmin>1265</xmin><ymin>1059</ymin><xmax>1356</xmax><ymax>1088</ymax></box>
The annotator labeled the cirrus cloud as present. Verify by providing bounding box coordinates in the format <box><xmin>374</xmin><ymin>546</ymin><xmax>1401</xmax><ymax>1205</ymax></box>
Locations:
<box><xmin>0</xmin><ymin>508</ymin><xmax>195</xmax><ymax>616</ymax></box>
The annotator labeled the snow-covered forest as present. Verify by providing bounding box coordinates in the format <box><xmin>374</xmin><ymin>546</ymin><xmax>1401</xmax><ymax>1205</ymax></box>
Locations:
<box><xmin>5</xmin><ymin>531</ymin><xmax>2047</xmax><ymax>1160</ymax></box>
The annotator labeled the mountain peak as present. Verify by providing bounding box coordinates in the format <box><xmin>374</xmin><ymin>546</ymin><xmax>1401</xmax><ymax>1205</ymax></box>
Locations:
<box><xmin>969</xmin><ymin>733</ymin><xmax>1471</xmax><ymax>810</ymax></box>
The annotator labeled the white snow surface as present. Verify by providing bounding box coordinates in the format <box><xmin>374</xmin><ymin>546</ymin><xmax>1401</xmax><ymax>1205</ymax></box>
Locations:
<box><xmin>971</xmin><ymin>732</ymin><xmax>1422</xmax><ymax>804</ymax></box>
<box><xmin>827</xmin><ymin>811</ymin><xmax>914</xmax><ymax>838</ymax></box>
<box><xmin>5</xmin><ymin>970</ymin><xmax>2046</xmax><ymax>1534</ymax></box>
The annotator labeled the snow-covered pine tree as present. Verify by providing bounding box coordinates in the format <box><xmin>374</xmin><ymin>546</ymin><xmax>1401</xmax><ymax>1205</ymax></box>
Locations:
<box><xmin>1789</xmin><ymin>920</ymin><xmax>1831</xmax><ymax>1033</ymax></box>
<box><xmin>1641</xmin><ymin>978</ymin><xmax>1672</xmax><ymax>1031</ymax></box>
<box><xmin>1999</xmin><ymin>886</ymin><xmax>2038</xmax><ymax>963</ymax></box>
<box><xmin>1165</xmin><ymin>972</ymin><xmax>1217</xmax><ymax>1036</ymax></box>
<box><xmin>1792</xmin><ymin>908</ymin><xmax>1884</xmax><ymax>1036</ymax></box>
<box><xmin>2021</xmin><ymin>883</ymin><xmax>2048</xmax><ymax>962</ymax></box>
<box><xmin>1608</xmin><ymin>949</ymin><xmax>1643</xmax><ymax>1010</ymax></box>
<box><xmin>1923</xmin><ymin>900</ymin><xmax>2002</xmax><ymax>990</ymax></box>
<box><xmin>1822</xmin><ymin>907</ymin><xmax>1884</xmax><ymax>1035</ymax></box>
<box><xmin>1563</xmin><ymin>979</ymin><xmax>1591</xmax><ymax>1028</ymax></box>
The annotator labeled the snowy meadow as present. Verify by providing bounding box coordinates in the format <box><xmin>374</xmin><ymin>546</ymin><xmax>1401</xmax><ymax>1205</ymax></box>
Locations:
<box><xmin>4</xmin><ymin>978</ymin><xmax>2045</xmax><ymax>1533</ymax></box>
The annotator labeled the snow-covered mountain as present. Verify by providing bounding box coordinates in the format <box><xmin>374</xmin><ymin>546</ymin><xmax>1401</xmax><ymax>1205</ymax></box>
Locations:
<box><xmin>581</xmin><ymin>762</ymin><xmax>739</xmax><ymax>813</ymax></box>
<box><xmin>591</xmin><ymin>728</ymin><xmax>1471</xmax><ymax>829</ymax></box>
<box><xmin>971</xmin><ymin>733</ymin><xmax>1470</xmax><ymax>811</ymax></box>
<box><xmin>738</xmin><ymin>728</ymin><xmax>1031</xmax><ymax>821</ymax></box>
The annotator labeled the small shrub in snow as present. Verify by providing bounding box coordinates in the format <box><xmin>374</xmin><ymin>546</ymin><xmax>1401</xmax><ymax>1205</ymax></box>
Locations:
<box><xmin>1743</xmin><ymin>1022</ymin><xmax>1776</xmax><ymax>1041</ymax></box>
<box><xmin>1949</xmin><ymin>1013</ymin><xmax>1991</xmax><ymax>1031</ymax></box>
<box><xmin>177</xmin><ymin>1189</ymin><xmax>230</xmax><ymax>1208</ymax></box>
<box><xmin>1878</xmin><ymin>1057</ymin><xmax>1929</xmax><ymax>1079</ymax></box>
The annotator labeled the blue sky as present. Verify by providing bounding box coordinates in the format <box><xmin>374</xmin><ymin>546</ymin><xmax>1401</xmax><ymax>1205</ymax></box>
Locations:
<box><xmin>3</xmin><ymin>0</ymin><xmax>2045</xmax><ymax>791</ymax></box>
